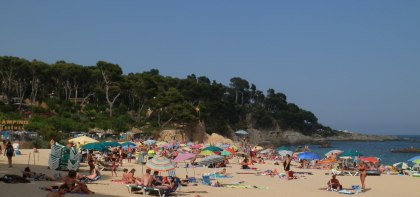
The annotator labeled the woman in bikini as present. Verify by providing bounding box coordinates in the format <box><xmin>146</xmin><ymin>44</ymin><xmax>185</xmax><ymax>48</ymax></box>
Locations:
<box><xmin>63</xmin><ymin>170</ymin><xmax>94</xmax><ymax>194</ymax></box>
<box><xmin>357</xmin><ymin>161</ymin><xmax>367</xmax><ymax>192</ymax></box>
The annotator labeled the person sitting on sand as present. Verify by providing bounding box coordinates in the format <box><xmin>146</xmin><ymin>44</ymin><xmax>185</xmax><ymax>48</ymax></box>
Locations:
<box><xmin>45</xmin><ymin>184</ymin><xmax>69</xmax><ymax>197</ymax></box>
<box><xmin>62</xmin><ymin>170</ymin><xmax>94</xmax><ymax>194</ymax></box>
<box><xmin>327</xmin><ymin>174</ymin><xmax>342</xmax><ymax>191</ymax></box>
<box><xmin>241</xmin><ymin>158</ymin><xmax>250</xmax><ymax>169</ymax></box>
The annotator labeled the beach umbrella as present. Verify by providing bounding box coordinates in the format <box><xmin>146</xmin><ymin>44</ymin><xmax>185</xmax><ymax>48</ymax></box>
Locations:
<box><xmin>82</xmin><ymin>142</ymin><xmax>107</xmax><ymax>151</ymax></box>
<box><xmin>411</xmin><ymin>159</ymin><xmax>420</xmax><ymax>164</ymax></box>
<box><xmin>122</xmin><ymin>145</ymin><xmax>136</xmax><ymax>150</ymax></box>
<box><xmin>203</xmin><ymin>146</ymin><xmax>223</xmax><ymax>152</ymax></box>
<box><xmin>235</xmin><ymin>130</ymin><xmax>248</xmax><ymax>135</ymax></box>
<box><xmin>172</xmin><ymin>153</ymin><xmax>196</xmax><ymax>163</ymax></box>
<box><xmin>278</xmin><ymin>150</ymin><xmax>294</xmax><ymax>157</ymax></box>
<box><xmin>276</xmin><ymin>146</ymin><xmax>290</xmax><ymax>151</ymax></box>
<box><xmin>100</xmin><ymin>141</ymin><xmax>120</xmax><ymax>147</ymax></box>
<box><xmin>339</xmin><ymin>150</ymin><xmax>363</xmax><ymax>158</ymax></box>
<box><xmin>199</xmin><ymin>150</ymin><xmax>215</xmax><ymax>156</ymax></box>
<box><xmin>120</xmin><ymin>141</ymin><xmax>136</xmax><ymax>147</ymax></box>
<box><xmin>325</xmin><ymin>150</ymin><xmax>343</xmax><ymax>157</ymax></box>
<box><xmin>231</xmin><ymin>145</ymin><xmax>238</xmax><ymax>151</ymax></box>
<box><xmin>358</xmin><ymin>157</ymin><xmax>380</xmax><ymax>164</ymax></box>
<box><xmin>216</xmin><ymin>143</ymin><xmax>230</xmax><ymax>149</ymax></box>
<box><xmin>225</xmin><ymin>148</ymin><xmax>235</xmax><ymax>155</ymax></box>
<box><xmin>68</xmin><ymin>135</ymin><xmax>98</xmax><ymax>145</ymax></box>
<box><xmin>198</xmin><ymin>155</ymin><xmax>225</xmax><ymax>166</ymax></box>
<box><xmin>145</xmin><ymin>156</ymin><xmax>175</xmax><ymax>171</ymax></box>
<box><xmin>191</xmin><ymin>144</ymin><xmax>202</xmax><ymax>149</ymax></box>
<box><xmin>221</xmin><ymin>150</ymin><xmax>232</xmax><ymax>156</ymax></box>
<box><xmin>144</xmin><ymin>139</ymin><xmax>156</xmax><ymax>145</ymax></box>
<box><xmin>180</xmin><ymin>144</ymin><xmax>187</xmax><ymax>147</ymax></box>
<box><xmin>408</xmin><ymin>156</ymin><xmax>420</xmax><ymax>162</ymax></box>
<box><xmin>297</xmin><ymin>152</ymin><xmax>321</xmax><ymax>160</ymax></box>
<box><xmin>393</xmin><ymin>162</ymin><xmax>409</xmax><ymax>170</ymax></box>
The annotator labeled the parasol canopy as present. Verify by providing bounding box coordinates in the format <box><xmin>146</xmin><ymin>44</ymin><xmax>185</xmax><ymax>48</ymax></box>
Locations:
<box><xmin>68</xmin><ymin>136</ymin><xmax>98</xmax><ymax>145</ymax></box>
<box><xmin>235</xmin><ymin>130</ymin><xmax>248</xmax><ymax>135</ymax></box>
<box><xmin>199</xmin><ymin>150</ymin><xmax>215</xmax><ymax>156</ymax></box>
<box><xmin>144</xmin><ymin>139</ymin><xmax>157</xmax><ymax>145</ymax></box>
<box><xmin>120</xmin><ymin>141</ymin><xmax>136</xmax><ymax>147</ymax></box>
<box><xmin>198</xmin><ymin>155</ymin><xmax>225</xmax><ymax>166</ymax></box>
<box><xmin>408</xmin><ymin>156</ymin><xmax>420</xmax><ymax>164</ymax></box>
<box><xmin>325</xmin><ymin>150</ymin><xmax>343</xmax><ymax>157</ymax></box>
<box><xmin>297</xmin><ymin>152</ymin><xmax>321</xmax><ymax>160</ymax></box>
<box><xmin>172</xmin><ymin>153</ymin><xmax>196</xmax><ymax>163</ymax></box>
<box><xmin>221</xmin><ymin>150</ymin><xmax>232</xmax><ymax>156</ymax></box>
<box><xmin>339</xmin><ymin>150</ymin><xmax>363</xmax><ymax>158</ymax></box>
<box><xmin>358</xmin><ymin>157</ymin><xmax>380</xmax><ymax>164</ymax></box>
<box><xmin>100</xmin><ymin>141</ymin><xmax>120</xmax><ymax>147</ymax></box>
<box><xmin>202</xmin><ymin>146</ymin><xmax>223</xmax><ymax>152</ymax></box>
<box><xmin>82</xmin><ymin>142</ymin><xmax>108</xmax><ymax>151</ymax></box>
<box><xmin>146</xmin><ymin>156</ymin><xmax>175</xmax><ymax>171</ymax></box>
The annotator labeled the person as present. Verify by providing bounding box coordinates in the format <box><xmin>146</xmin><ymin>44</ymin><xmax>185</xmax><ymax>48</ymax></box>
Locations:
<box><xmin>218</xmin><ymin>168</ymin><xmax>227</xmax><ymax>175</ymax></box>
<box><xmin>152</xmin><ymin>171</ymin><xmax>163</xmax><ymax>186</ymax></box>
<box><xmin>127</xmin><ymin>147</ymin><xmax>133</xmax><ymax>163</ymax></box>
<box><xmin>241</xmin><ymin>158</ymin><xmax>250</xmax><ymax>169</ymax></box>
<box><xmin>45</xmin><ymin>184</ymin><xmax>69</xmax><ymax>197</ymax></box>
<box><xmin>87</xmin><ymin>150</ymin><xmax>95</xmax><ymax>174</ymax></box>
<box><xmin>327</xmin><ymin>174</ymin><xmax>343</xmax><ymax>191</ymax></box>
<box><xmin>4</xmin><ymin>141</ymin><xmax>14</xmax><ymax>167</ymax></box>
<box><xmin>135</xmin><ymin>169</ymin><xmax>153</xmax><ymax>187</ymax></box>
<box><xmin>23</xmin><ymin>167</ymin><xmax>58</xmax><ymax>181</ymax></box>
<box><xmin>357</xmin><ymin>161</ymin><xmax>368</xmax><ymax>192</ymax></box>
<box><xmin>111</xmin><ymin>157</ymin><xmax>117</xmax><ymax>177</ymax></box>
<box><xmin>172</xmin><ymin>149</ymin><xmax>178</xmax><ymax>159</ymax></box>
<box><xmin>283</xmin><ymin>154</ymin><xmax>291</xmax><ymax>178</ymax></box>
<box><xmin>118</xmin><ymin>147</ymin><xmax>124</xmax><ymax>166</ymax></box>
<box><xmin>50</xmin><ymin>139</ymin><xmax>55</xmax><ymax>148</ymax></box>
<box><xmin>62</xmin><ymin>170</ymin><xmax>94</xmax><ymax>194</ymax></box>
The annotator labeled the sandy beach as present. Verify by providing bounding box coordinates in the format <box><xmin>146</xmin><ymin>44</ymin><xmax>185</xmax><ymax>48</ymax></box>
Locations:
<box><xmin>0</xmin><ymin>149</ymin><xmax>418</xmax><ymax>197</ymax></box>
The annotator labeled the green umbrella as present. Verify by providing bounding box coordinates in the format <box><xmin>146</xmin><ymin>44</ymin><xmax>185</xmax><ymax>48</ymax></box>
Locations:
<box><xmin>339</xmin><ymin>150</ymin><xmax>363</xmax><ymax>158</ymax></box>
<box><xmin>100</xmin><ymin>141</ymin><xmax>120</xmax><ymax>147</ymax></box>
<box><xmin>203</xmin><ymin>146</ymin><xmax>223</xmax><ymax>152</ymax></box>
<box><xmin>120</xmin><ymin>141</ymin><xmax>136</xmax><ymax>147</ymax></box>
<box><xmin>221</xmin><ymin>150</ymin><xmax>232</xmax><ymax>156</ymax></box>
<box><xmin>82</xmin><ymin>142</ymin><xmax>108</xmax><ymax>151</ymax></box>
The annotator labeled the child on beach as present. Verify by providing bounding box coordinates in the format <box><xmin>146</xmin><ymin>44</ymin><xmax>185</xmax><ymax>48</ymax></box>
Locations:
<box><xmin>111</xmin><ymin>157</ymin><xmax>117</xmax><ymax>177</ymax></box>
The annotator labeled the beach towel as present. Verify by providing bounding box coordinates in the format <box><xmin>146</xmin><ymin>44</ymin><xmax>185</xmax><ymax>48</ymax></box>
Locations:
<box><xmin>338</xmin><ymin>189</ymin><xmax>357</xmax><ymax>194</ymax></box>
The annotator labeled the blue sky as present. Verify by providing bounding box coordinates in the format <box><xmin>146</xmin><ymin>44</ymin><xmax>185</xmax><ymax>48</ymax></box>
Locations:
<box><xmin>1</xmin><ymin>1</ymin><xmax>419</xmax><ymax>135</ymax></box>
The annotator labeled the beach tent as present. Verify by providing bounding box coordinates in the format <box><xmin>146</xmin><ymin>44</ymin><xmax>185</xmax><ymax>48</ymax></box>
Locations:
<box><xmin>49</xmin><ymin>143</ymin><xmax>80</xmax><ymax>171</ymax></box>
<box><xmin>68</xmin><ymin>135</ymin><xmax>98</xmax><ymax>145</ymax></box>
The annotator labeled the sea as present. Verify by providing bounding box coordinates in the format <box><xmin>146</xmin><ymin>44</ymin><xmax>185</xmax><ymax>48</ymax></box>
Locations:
<box><xmin>304</xmin><ymin>135</ymin><xmax>420</xmax><ymax>165</ymax></box>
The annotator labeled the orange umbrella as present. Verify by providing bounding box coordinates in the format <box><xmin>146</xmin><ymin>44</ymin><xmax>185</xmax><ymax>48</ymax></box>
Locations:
<box><xmin>359</xmin><ymin>157</ymin><xmax>380</xmax><ymax>163</ymax></box>
<box><xmin>225</xmin><ymin>148</ymin><xmax>235</xmax><ymax>155</ymax></box>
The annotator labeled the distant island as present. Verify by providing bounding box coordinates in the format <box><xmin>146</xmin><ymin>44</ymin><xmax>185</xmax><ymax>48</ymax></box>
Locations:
<box><xmin>391</xmin><ymin>147</ymin><xmax>420</xmax><ymax>153</ymax></box>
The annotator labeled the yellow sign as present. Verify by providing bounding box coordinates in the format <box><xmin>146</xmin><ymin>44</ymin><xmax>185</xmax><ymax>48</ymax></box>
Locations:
<box><xmin>0</xmin><ymin>120</ymin><xmax>29</xmax><ymax>131</ymax></box>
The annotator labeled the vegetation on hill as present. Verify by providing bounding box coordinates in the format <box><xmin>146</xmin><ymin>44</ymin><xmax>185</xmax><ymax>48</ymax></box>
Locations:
<box><xmin>0</xmin><ymin>56</ymin><xmax>335</xmax><ymax>142</ymax></box>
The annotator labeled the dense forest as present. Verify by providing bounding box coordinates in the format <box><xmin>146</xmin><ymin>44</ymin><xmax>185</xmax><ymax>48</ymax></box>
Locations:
<box><xmin>0</xmin><ymin>56</ymin><xmax>335</xmax><ymax>142</ymax></box>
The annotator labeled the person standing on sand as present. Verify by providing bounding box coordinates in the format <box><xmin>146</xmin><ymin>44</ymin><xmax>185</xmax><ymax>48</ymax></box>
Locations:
<box><xmin>283</xmin><ymin>154</ymin><xmax>291</xmax><ymax>178</ymax></box>
<box><xmin>357</xmin><ymin>161</ymin><xmax>368</xmax><ymax>192</ymax></box>
<box><xmin>4</xmin><ymin>141</ymin><xmax>14</xmax><ymax>167</ymax></box>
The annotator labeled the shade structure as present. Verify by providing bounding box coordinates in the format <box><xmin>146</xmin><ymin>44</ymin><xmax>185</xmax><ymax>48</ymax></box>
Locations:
<box><xmin>82</xmin><ymin>142</ymin><xmax>107</xmax><ymax>151</ymax></box>
<box><xmin>199</xmin><ymin>155</ymin><xmax>225</xmax><ymax>166</ymax></box>
<box><xmin>276</xmin><ymin>146</ymin><xmax>290</xmax><ymax>151</ymax></box>
<box><xmin>221</xmin><ymin>150</ymin><xmax>232</xmax><ymax>156</ymax></box>
<box><xmin>325</xmin><ymin>150</ymin><xmax>343</xmax><ymax>157</ymax></box>
<box><xmin>146</xmin><ymin>156</ymin><xmax>175</xmax><ymax>171</ymax></box>
<box><xmin>100</xmin><ymin>141</ymin><xmax>120</xmax><ymax>147</ymax></box>
<box><xmin>122</xmin><ymin>145</ymin><xmax>136</xmax><ymax>150</ymax></box>
<box><xmin>199</xmin><ymin>150</ymin><xmax>215</xmax><ymax>156</ymax></box>
<box><xmin>408</xmin><ymin>156</ymin><xmax>420</xmax><ymax>162</ymax></box>
<box><xmin>358</xmin><ymin>157</ymin><xmax>380</xmax><ymax>164</ymax></box>
<box><xmin>68</xmin><ymin>136</ymin><xmax>98</xmax><ymax>145</ymax></box>
<box><xmin>393</xmin><ymin>162</ymin><xmax>409</xmax><ymax>170</ymax></box>
<box><xmin>172</xmin><ymin>153</ymin><xmax>196</xmax><ymax>162</ymax></box>
<box><xmin>278</xmin><ymin>150</ymin><xmax>293</xmax><ymax>157</ymax></box>
<box><xmin>191</xmin><ymin>144</ymin><xmax>202</xmax><ymax>149</ymax></box>
<box><xmin>225</xmin><ymin>148</ymin><xmax>235</xmax><ymax>155</ymax></box>
<box><xmin>120</xmin><ymin>141</ymin><xmax>136</xmax><ymax>147</ymax></box>
<box><xmin>144</xmin><ymin>139</ymin><xmax>157</xmax><ymax>145</ymax></box>
<box><xmin>297</xmin><ymin>152</ymin><xmax>321</xmax><ymax>160</ymax></box>
<box><xmin>203</xmin><ymin>146</ymin><xmax>223</xmax><ymax>152</ymax></box>
<box><xmin>411</xmin><ymin>159</ymin><xmax>420</xmax><ymax>164</ymax></box>
<box><xmin>339</xmin><ymin>150</ymin><xmax>363</xmax><ymax>158</ymax></box>
<box><xmin>235</xmin><ymin>130</ymin><xmax>248</xmax><ymax>135</ymax></box>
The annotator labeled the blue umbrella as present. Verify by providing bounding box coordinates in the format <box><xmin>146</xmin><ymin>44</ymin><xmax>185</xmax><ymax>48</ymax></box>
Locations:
<box><xmin>120</xmin><ymin>141</ymin><xmax>136</xmax><ymax>147</ymax></box>
<box><xmin>408</xmin><ymin>156</ymin><xmax>420</xmax><ymax>162</ymax></box>
<box><xmin>122</xmin><ymin>145</ymin><xmax>137</xmax><ymax>150</ymax></box>
<box><xmin>297</xmin><ymin>152</ymin><xmax>321</xmax><ymax>160</ymax></box>
<box><xmin>144</xmin><ymin>139</ymin><xmax>157</xmax><ymax>145</ymax></box>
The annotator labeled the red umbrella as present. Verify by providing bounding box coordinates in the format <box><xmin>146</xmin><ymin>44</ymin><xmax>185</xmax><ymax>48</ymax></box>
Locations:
<box><xmin>359</xmin><ymin>157</ymin><xmax>380</xmax><ymax>164</ymax></box>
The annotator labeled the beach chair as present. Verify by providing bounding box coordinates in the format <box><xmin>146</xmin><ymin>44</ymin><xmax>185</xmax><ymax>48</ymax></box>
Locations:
<box><xmin>202</xmin><ymin>174</ymin><xmax>211</xmax><ymax>185</ymax></box>
<box><xmin>331</xmin><ymin>169</ymin><xmax>343</xmax><ymax>176</ymax></box>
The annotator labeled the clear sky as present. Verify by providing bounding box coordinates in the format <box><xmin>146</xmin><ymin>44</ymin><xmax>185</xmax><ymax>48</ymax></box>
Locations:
<box><xmin>1</xmin><ymin>1</ymin><xmax>419</xmax><ymax>135</ymax></box>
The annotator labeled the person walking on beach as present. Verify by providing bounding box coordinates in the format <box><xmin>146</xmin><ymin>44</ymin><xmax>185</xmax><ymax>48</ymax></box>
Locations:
<box><xmin>4</xmin><ymin>141</ymin><xmax>15</xmax><ymax>167</ymax></box>
<box><xmin>357</xmin><ymin>161</ymin><xmax>368</xmax><ymax>192</ymax></box>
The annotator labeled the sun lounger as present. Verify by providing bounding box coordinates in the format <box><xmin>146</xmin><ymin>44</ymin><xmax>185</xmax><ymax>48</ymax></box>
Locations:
<box><xmin>127</xmin><ymin>177</ymin><xmax>181</xmax><ymax>197</ymax></box>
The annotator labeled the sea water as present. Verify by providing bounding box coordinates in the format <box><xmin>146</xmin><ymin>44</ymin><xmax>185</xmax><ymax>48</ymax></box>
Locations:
<box><xmin>304</xmin><ymin>135</ymin><xmax>420</xmax><ymax>165</ymax></box>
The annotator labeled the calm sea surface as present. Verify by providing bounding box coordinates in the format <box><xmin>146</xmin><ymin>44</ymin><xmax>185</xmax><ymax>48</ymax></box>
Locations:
<box><xmin>303</xmin><ymin>135</ymin><xmax>420</xmax><ymax>165</ymax></box>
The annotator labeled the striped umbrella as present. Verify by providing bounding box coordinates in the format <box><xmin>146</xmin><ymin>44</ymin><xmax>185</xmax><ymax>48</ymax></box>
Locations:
<box><xmin>146</xmin><ymin>156</ymin><xmax>175</xmax><ymax>171</ymax></box>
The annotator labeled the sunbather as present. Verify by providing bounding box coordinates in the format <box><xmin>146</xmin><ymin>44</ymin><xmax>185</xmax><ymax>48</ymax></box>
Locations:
<box><xmin>241</xmin><ymin>158</ymin><xmax>250</xmax><ymax>169</ymax></box>
<box><xmin>62</xmin><ymin>170</ymin><xmax>94</xmax><ymax>194</ymax></box>
<box><xmin>327</xmin><ymin>175</ymin><xmax>342</xmax><ymax>191</ymax></box>
<box><xmin>45</xmin><ymin>184</ymin><xmax>69</xmax><ymax>197</ymax></box>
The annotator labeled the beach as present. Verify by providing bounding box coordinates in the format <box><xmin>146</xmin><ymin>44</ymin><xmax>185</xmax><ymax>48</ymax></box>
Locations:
<box><xmin>0</xmin><ymin>149</ymin><xmax>419</xmax><ymax>197</ymax></box>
